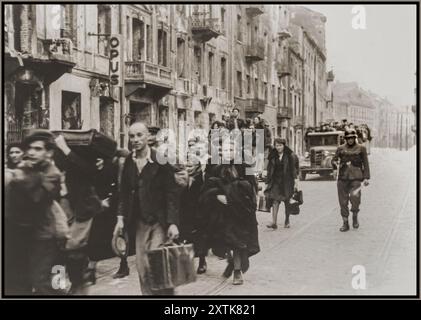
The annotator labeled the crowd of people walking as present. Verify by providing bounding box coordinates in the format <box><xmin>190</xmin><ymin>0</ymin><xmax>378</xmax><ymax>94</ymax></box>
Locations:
<box><xmin>4</xmin><ymin>107</ymin><xmax>370</xmax><ymax>296</ymax></box>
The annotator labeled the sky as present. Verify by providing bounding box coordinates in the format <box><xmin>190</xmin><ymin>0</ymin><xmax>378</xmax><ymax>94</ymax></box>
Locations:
<box><xmin>304</xmin><ymin>4</ymin><xmax>417</xmax><ymax>107</ymax></box>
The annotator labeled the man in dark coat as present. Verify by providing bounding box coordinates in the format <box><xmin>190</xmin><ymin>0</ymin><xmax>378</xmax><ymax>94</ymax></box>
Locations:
<box><xmin>114</xmin><ymin>122</ymin><xmax>181</xmax><ymax>295</ymax></box>
<box><xmin>5</xmin><ymin>129</ymin><xmax>62</xmax><ymax>295</ymax></box>
<box><xmin>54</xmin><ymin>135</ymin><xmax>104</xmax><ymax>294</ymax></box>
<box><xmin>332</xmin><ymin>129</ymin><xmax>370</xmax><ymax>232</ymax></box>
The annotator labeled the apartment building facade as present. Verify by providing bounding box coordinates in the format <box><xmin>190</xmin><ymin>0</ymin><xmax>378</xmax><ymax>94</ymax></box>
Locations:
<box><xmin>4</xmin><ymin>4</ymin><xmax>304</xmax><ymax>151</ymax></box>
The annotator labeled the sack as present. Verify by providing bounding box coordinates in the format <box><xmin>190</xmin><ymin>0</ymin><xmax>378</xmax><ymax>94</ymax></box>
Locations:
<box><xmin>64</xmin><ymin>217</ymin><xmax>93</xmax><ymax>251</ymax></box>
<box><xmin>52</xmin><ymin>129</ymin><xmax>117</xmax><ymax>160</ymax></box>
<box><xmin>51</xmin><ymin>200</ymin><xmax>71</xmax><ymax>240</ymax></box>
<box><xmin>146</xmin><ymin>242</ymin><xmax>196</xmax><ymax>290</ymax></box>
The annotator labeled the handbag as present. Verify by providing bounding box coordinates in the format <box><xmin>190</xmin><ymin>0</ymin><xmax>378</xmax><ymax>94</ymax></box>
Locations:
<box><xmin>146</xmin><ymin>242</ymin><xmax>196</xmax><ymax>290</ymax></box>
<box><xmin>286</xmin><ymin>190</ymin><xmax>303</xmax><ymax>216</ymax></box>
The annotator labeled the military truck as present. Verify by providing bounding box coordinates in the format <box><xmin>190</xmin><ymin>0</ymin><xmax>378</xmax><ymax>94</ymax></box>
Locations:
<box><xmin>299</xmin><ymin>130</ymin><xmax>344</xmax><ymax>181</ymax></box>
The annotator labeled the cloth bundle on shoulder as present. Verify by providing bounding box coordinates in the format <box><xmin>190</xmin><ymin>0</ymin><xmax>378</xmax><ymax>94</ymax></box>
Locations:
<box><xmin>146</xmin><ymin>242</ymin><xmax>196</xmax><ymax>290</ymax></box>
<box><xmin>52</xmin><ymin>129</ymin><xmax>117</xmax><ymax>166</ymax></box>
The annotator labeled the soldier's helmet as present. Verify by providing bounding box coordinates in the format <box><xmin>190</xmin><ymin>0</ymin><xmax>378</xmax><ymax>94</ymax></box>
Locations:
<box><xmin>344</xmin><ymin>129</ymin><xmax>358</xmax><ymax>139</ymax></box>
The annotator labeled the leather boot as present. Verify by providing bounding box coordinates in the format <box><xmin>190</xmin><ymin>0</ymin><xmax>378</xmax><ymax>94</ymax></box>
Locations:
<box><xmin>222</xmin><ymin>259</ymin><xmax>234</xmax><ymax>278</ymax></box>
<box><xmin>340</xmin><ymin>218</ymin><xmax>350</xmax><ymax>232</ymax></box>
<box><xmin>352</xmin><ymin>213</ymin><xmax>359</xmax><ymax>229</ymax></box>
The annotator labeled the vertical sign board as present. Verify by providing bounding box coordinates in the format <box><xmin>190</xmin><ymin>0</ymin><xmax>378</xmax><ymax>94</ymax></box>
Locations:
<box><xmin>109</xmin><ymin>34</ymin><xmax>122</xmax><ymax>87</ymax></box>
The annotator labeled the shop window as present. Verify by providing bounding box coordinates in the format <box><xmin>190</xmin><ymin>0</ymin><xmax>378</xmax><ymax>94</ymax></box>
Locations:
<box><xmin>99</xmin><ymin>97</ymin><xmax>114</xmax><ymax>138</ymax></box>
<box><xmin>62</xmin><ymin>91</ymin><xmax>82</xmax><ymax>130</ymax></box>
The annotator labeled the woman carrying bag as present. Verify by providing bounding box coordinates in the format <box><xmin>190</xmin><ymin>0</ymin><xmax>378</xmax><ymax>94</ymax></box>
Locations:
<box><xmin>264</xmin><ymin>138</ymin><xmax>299</xmax><ymax>229</ymax></box>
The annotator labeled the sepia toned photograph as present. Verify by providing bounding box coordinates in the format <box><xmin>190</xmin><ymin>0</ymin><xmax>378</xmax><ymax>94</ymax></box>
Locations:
<box><xmin>1</xmin><ymin>2</ymin><xmax>418</xmax><ymax>300</ymax></box>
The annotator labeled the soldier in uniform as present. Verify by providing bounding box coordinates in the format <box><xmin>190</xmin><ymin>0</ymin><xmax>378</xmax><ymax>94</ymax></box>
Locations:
<box><xmin>332</xmin><ymin>129</ymin><xmax>370</xmax><ymax>232</ymax></box>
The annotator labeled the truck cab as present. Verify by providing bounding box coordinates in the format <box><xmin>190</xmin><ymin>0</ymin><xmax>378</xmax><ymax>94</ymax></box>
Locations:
<box><xmin>299</xmin><ymin>131</ymin><xmax>344</xmax><ymax>181</ymax></box>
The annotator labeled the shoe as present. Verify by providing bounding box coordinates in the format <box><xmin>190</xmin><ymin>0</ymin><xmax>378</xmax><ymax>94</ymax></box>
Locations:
<box><xmin>340</xmin><ymin>221</ymin><xmax>350</xmax><ymax>232</ymax></box>
<box><xmin>266</xmin><ymin>224</ymin><xmax>278</xmax><ymax>229</ymax></box>
<box><xmin>197</xmin><ymin>261</ymin><xmax>207</xmax><ymax>274</ymax></box>
<box><xmin>352</xmin><ymin>214</ymin><xmax>359</xmax><ymax>229</ymax></box>
<box><xmin>284</xmin><ymin>222</ymin><xmax>290</xmax><ymax>228</ymax></box>
<box><xmin>233</xmin><ymin>270</ymin><xmax>244</xmax><ymax>285</ymax></box>
<box><xmin>222</xmin><ymin>260</ymin><xmax>234</xmax><ymax>278</ymax></box>
<box><xmin>113</xmin><ymin>262</ymin><xmax>130</xmax><ymax>279</ymax></box>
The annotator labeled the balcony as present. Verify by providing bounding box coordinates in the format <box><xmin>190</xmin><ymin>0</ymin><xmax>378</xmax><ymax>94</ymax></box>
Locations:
<box><xmin>39</xmin><ymin>38</ymin><xmax>75</xmax><ymax>65</ymax></box>
<box><xmin>292</xmin><ymin>115</ymin><xmax>305</xmax><ymax>127</ymax></box>
<box><xmin>245</xmin><ymin>42</ymin><xmax>265</xmax><ymax>63</ymax></box>
<box><xmin>278</xmin><ymin>107</ymin><xmax>293</xmax><ymax>119</ymax></box>
<box><xmin>125</xmin><ymin>61</ymin><xmax>173</xmax><ymax>98</ymax></box>
<box><xmin>234</xmin><ymin>97</ymin><xmax>266</xmax><ymax>113</ymax></box>
<box><xmin>245</xmin><ymin>5</ymin><xmax>265</xmax><ymax>18</ymax></box>
<box><xmin>278</xmin><ymin>29</ymin><xmax>292</xmax><ymax>40</ymax></box>
<box><xmin>244</xmin><ymin>98</ymin><xmax>266</xmax><ymax>113</ymax></box>
<box><xmin>276</xmin><ymin>61</ymin><xmax>291</xmax><ymax>78</ymax></box>
<box><xmin>191</xmin><ymin>12</ymin><xmax>221</xmax><ymax>42</ymax></box>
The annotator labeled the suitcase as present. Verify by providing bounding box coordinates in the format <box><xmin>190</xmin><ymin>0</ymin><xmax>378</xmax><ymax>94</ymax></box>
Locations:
<box><xmin>257</xmin><ymin>192</ymin><xmax>270</xmax><ymax>212</ymax></box>
<box><xmin>146</xmin><ymin>243</ymin><xmax>196</xmax><ymax>290</ymax></box>
<box><xmin>52</xmin><ymin>129</ymin><xmax>117</xmax><ymax>160</ymax></box>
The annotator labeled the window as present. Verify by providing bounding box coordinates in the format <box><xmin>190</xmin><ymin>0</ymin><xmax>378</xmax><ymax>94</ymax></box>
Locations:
<box><xmin>158</xmin><ymin>28</ymin><xmax>168</xmax><ymax>66</ymax></box>
<box><xmin>146</xmin><ymin>25</ymin><xmax>152</xmax><ymax>62</ymax></box>
<box><xmin>97</xmin><ymin>5</ymin><xmax>111</xmax><ymax>56</ymax></box>
<box><xmin>132</xmin><ymin>18</ymin><xmax>145</xmax><ymax>61</ymax></box>
<box><xmin>255</xmin><ymin>78</ymin><xmax>259</xmax><ymax>98</ymax></box>
<box><xmin>194</xmin><ymin>46</ymin><xmax>202</xmax><ymax>83</ymax></box>
<box><xmin>177</xmin><ymin>38</ymin><xmax>186</xmax><ymax>77</ymax></box>
<box><xmin>62</xmin><ymin>91</ymin><xmax>82</xmax><ymax>130</ymax></box>
<box><xmin>221</xmin><ymin>7</ymin><xmax>226</xmax><ymax>34</ymax></box>
<box><xmin>246</xmin><ymin>75</ymin><xmax>251</xmax><ymax>94</ymax></box>
<box><xmin>264</xmin><ymin>82</ymin><xmax>268</xmax><ymax>102</ymax></box>
<box><xmin>236</xmin><ymin>71</ymin><xmax>242</xmax><ymax>97</ymax></box>
<box><xmin>237</xmin><ymin>15</ymin><xmax>242</xmax><ymax>41</ymax></box>
<box><xmin>208</xmin><ymin>52</ymin><xmax>214</xmax><ymax>86</ymax></box>
<box><xmin>220</xmin><ymin>57</ymin><xmax>226</xmax><ymax>89</ymax></box>
<box><xmin>278</xmin><ymin>87</ymin><xmax>281</xmax><ymax>106</ymax></box>
<box><xmin>283</xmin><ymin>89</ymin><xmax>287</xmax><ymax>106</ymax></box>
<box><xmin>272</xmin><ymin>84</ymin><xmax>276</xmax><ymax>106</ymax></box>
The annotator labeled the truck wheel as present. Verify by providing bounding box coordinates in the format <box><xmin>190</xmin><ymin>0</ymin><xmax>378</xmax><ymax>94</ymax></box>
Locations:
<box><xmin>299</xmin><ymin>171</ymin><xmax>306</xmax><ymax>181</ymax></box>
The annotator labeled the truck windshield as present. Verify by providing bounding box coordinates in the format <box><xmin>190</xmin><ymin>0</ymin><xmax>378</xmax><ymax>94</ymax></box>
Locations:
<box><xmin>308</xmin><ymin>135</ymin><xmax>338</xmax><ymax>147</ymax></box>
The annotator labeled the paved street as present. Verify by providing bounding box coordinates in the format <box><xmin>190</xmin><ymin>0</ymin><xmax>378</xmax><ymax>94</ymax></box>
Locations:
<box><xmin>89</xmin><ymin>147</ymin><xmax>417</xmax><ymax>296</ymax></box>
